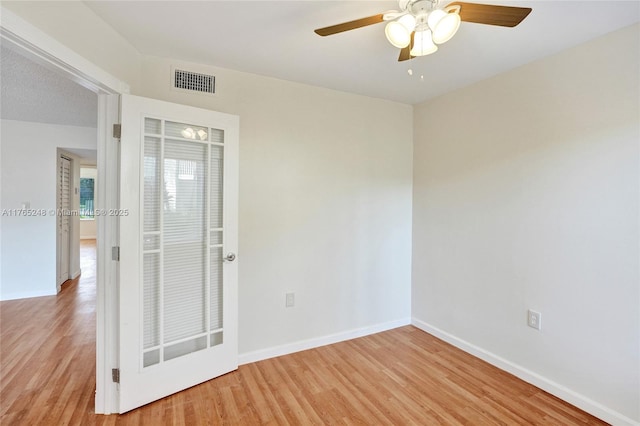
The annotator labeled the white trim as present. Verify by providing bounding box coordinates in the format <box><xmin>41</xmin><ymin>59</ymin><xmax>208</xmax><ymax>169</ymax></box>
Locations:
<box><xmin>411</xmin><ymin>318</ymin><xmax>639</xmax><ymax>426</ymax></box>
<box><xmin>0</xmin><ymin>289</ymin><xmax>56</xmax><ymax>301</ymax></box>
<box><xmin>95</xmin><ymin>94</ymin><xmax>121</xmax><ymax>415</ymax></box>
<box><xmin>71</xmin><ymin>269</ymin><xmax>81</xmax><ymax>280</ymax></box>
<box><xmin>0</xmin><ymin>7</ymin><xmax>128</xmax><ymax>415</ymax></box>
<box><xmin>81</xmin><ymin>235</ymin><xmax>97</xmax><ymax>240</ymax></box>
<box><xmin>238</xmin><ymin>318</ymin><xmax>411</xmax><ymax>365</ymax></box>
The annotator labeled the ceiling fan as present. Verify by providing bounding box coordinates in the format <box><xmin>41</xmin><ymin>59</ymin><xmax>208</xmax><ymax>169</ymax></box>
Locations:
<box><xmin>314</xmin><ymin>0</ymin><xmax>532</xmax><ymax>61</ymax></box>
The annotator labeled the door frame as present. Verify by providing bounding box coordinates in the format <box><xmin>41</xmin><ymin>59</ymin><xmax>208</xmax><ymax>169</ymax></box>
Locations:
<box><xmin>0</xmin><ymin>7</ymin><xmax>129</xmax><ymax>414</ymax></box>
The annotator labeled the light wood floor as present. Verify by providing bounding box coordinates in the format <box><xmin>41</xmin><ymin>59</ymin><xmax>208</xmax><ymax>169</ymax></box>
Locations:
<box><xmin>0</xmin><ymin>240</ymin><xmax>606</xmax><ymax>425</ymax></box>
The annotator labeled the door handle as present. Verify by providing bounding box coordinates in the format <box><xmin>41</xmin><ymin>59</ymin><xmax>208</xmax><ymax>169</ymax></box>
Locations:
<box><xmin>223</xmin><ymin>252</ymin><xmax>236</xmax><ymax>262</ymax></box>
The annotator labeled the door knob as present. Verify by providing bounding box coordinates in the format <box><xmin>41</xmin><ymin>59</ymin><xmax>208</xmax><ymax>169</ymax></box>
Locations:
<box><xmin>223</xmin><ymin>252</ymin><xmax>236</xmax><ymax>262</ymax></box>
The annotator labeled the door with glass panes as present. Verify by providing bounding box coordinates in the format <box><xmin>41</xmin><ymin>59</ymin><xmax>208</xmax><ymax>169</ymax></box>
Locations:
<box><xmin>118</xmin><ymin>94</ymin><xmax>238</xmax><ymax>413</ymax></box>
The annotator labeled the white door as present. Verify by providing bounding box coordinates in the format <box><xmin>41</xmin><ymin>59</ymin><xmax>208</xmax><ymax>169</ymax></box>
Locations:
<box><xmin>118</xmin><ymin>94</ymin><xmax>239</xmax><ymax>413</ymax></box>
<box><xmin>57</xmin><ymin>155</ymin><xmax>71</xmax><ymax>289</ymax></box>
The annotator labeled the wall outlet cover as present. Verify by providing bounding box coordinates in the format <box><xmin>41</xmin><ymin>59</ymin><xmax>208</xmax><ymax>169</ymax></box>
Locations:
<box><xmin>285</xmin><ymin>292</ymin><xmax>295</xmax><ymax>308</ymax></box>
<box><xmin>528</xmin><ymin>309</ymin><xmax>541</xmax><ymax>330</ymax></box>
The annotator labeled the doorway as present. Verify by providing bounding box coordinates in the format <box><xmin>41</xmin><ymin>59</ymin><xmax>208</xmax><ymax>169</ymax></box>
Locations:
<box><xmin>0</xmin><ymin>40</ymin><xmax>102</xmax><ymax>413</ymax></box>
<box><xmin>0</xmin><ymin>44</ymin><xmax>99</xmax><ymax>300</ymax></box>
<box><xmin>0</xmin><ymin>18</ymin><xmax>122</xmax><ymax>412</ymax></box>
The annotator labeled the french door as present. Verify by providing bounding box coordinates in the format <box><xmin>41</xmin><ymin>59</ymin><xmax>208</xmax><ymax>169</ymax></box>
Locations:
<box><xmin>118</xmin><ymin>94</ymin><xmax>239</xmax><ymax>413</ymax></box>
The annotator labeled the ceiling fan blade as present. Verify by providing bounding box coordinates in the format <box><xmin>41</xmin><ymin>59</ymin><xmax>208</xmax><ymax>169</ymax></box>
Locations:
<box><xmin>447</xmin><ymin>2</ymin><xmax>532</xmax><ymax>27</ymax></box>
<box><xmin>314</xmin><ymin>14</ymin><xmax>385</xmax><ymax>36</ymax></box>
<box><xmin>398</xmin><ymin>32</ymin><xmax>415</xmax><ymax>62</ymax></box>
<box><xmin>398</xmin><ymin>47</ymin><xmax>412</xmax><ymax>62</ymax></box>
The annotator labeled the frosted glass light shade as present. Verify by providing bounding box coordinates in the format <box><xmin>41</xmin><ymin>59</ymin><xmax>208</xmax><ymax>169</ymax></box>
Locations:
<box><xmin>410</xmin><ymin>30</ymin><xmax>438</xmax><ymax>56</ymax></box>
<box><xmin>427</xmin><ymin>9</ymin><xmax>447</xmax><ymax>31</ymax></box>
<box><xmin>398</xmin><ymin>14</ymin><xmax>417</xmax><ymax>30</ymax></box>
<box><xmin>385</xmin><ymin>14</ymin><xmax>416</xmax><ymax>48</ymax></box>
<box><xmin>431</xmin><ymin>12</ymin><xmax>461</xmax><ymax>44</ymax></box>
<box><xmin>385</xmin><ymin>21</ymin><xmax>411</xmax><ymax>48</ymax></box>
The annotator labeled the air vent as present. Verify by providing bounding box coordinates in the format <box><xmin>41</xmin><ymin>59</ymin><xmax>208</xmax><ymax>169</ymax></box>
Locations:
<box><xmin>173</xmin><ymin>68</ymin><xmax>215</xmax><ymax>94</ymax></box>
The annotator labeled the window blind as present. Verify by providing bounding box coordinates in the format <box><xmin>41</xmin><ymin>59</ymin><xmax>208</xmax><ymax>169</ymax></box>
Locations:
<box><xmin>141</xmin><ymin>117</ymin><xmax>225</xmax><ymax>368</ymax></box>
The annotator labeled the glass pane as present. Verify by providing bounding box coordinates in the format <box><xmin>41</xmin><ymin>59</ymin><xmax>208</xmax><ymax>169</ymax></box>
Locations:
<box><xmin>143</xmin><ymin>252</ymin><xmax>160</xmax><ymax>349</ymax></box>
<box><xmin>163</xmin><ymin>139</ymin><xmax>208</xmax><ymax>343</ymax></box>
<box><xmin>143</xmin><ymin>234</ymin><xmax>160</xmax><ymax>251</ymax></box>
<box><xmin>163</xmin><ymin>141</ymin><xmax>207</xmax><ymax>242</ymax></box>
<box><xmin>164</xmin><ymin>336</ymin><xmax>207</xmax><ymax>361</ymax></box>
<box><xmin>144</xmin><ymin>136</ymin><xmax>161</xmax><ymax>233</ymax></box>
<box><xmin>143</xmin><ymin>349</ymin><xmax>160</xmax><ymax>368</ymax></box>
<box><xmin>210</xmin><ymin>128</ymin><xmax>224</xmax><ymax>144</ymax></box>
<box><xmin>145</xmin><ymin>118</ymin><xmax>161</xmax><ymax>135</ymax></box>
<box><xmin>79</xmin><ymin>177</ymin><xmax>94</xmax><ymax>218</ymax></box>
<box><xmin>210</xmin><ymin>332</ymin><xmax>223</xmax><ymax>348</ymax></box>
<box><xmin>164</xmin><ymin>243</ymin><xmax>207</xmax><ymax>342</ymax></box>
<box><xmin>210</xmin><ymin>230</ymin><xmax>222</xmax><ymax>245</ymax></box>
<box><xmin>210</xmin><ymin>247</ymin><xmax>223</xmax><ymax>330</ymax></box>
<box><xmin>210</xmin><ymin>145</ymin><xmax>224</xmax><ymax>228</ymax></box>
<box><xmin>165</xmin><ymin>121</ymin><xmax>208</xmax><ymax>141</ymax></box>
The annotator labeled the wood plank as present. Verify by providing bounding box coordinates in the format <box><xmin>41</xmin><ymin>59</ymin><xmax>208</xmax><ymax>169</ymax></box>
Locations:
<box><xmin>0</xmin><ymin>240</ymin><xmax>607</xmax><ymax>425</ymax></box>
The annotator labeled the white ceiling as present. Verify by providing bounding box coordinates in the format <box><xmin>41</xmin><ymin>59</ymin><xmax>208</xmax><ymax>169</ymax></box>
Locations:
<box><xmin>0</xmin><ymin>45</ymin><xmax>98</xmax><ymax>127</ymax></box>
<box><xmin>84</xmin><ymin>0</ymin><xmax>640</xmax><ymax>104</ymax></box>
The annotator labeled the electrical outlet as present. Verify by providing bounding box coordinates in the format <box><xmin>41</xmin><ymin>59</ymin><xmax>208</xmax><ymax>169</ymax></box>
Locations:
<box><xmin>285</xmin><ymin>292</ymin><xmax>295</xmax><ymax>308</ymax></box>
<box><xmin>527</xmin><ymin>310</ymin><xmax>541</xmax><ymax>330</ymax></box>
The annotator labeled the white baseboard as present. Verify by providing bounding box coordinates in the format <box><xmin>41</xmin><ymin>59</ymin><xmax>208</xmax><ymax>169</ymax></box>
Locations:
<box><xmin>80</xmin><ymin>235</ymin><xmax>96</xmax><ymax>240</ymax></box>
<box><xmin>71</xmin><ymin>269</ymin><xmax>81</xmax><ymax>279</ymax></box>
<box><xmin>411</xmin><ymin>318</ymin><xmax>639</xmax><ymax>426</ymax></box>
<box><xmin>0</xmin><ymin>289</ymin><xmax>56</xmax><ymax>301</ymax></box>
<box><xmin>239</xmin><ymin>317</ymin><xmax>411</xmax><ymax>365</ymax></box>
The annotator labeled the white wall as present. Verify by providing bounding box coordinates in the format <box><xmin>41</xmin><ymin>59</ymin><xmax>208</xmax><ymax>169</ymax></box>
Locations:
<box><xmin>412</xmin><ymin>24</ymin><xmax>639</xmax><ymax>424</ymax></box>
<box><xmin>80</xmin><ymin>167</ymin><xmax>97</xmax><ymax>239</ymax></box>
<box><xmin>140</xmin><ymin>57</ymin><xmax>414</xmax><ymax>356</ymax></box>
<box><xmin>0</xmin><ymin>120</ymin><xmax>97</xmax><ymax>300</ymax></box>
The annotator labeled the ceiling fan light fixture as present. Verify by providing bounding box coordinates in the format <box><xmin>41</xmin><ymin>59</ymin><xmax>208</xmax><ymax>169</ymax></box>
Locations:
<box><xmin>427</xmin><ymin>9</ymin><xmax>447</xmax><ymax>31</ymax></box>
<box><xmin>314</xmin><ymin>1</ymin><xmax>533</xmax><ymax>62</ymax></box>
<box><xmin>385</xmin><ymin>21</ymin><xmax>411</xmax><ymax>48</ymax></box>
<box><xmin>431</xmin><ymin>10</ymin><xmax>461</xmax><ymax>44</ymax></box>
<box><xmin>398</xmin><ymin>13</ymin><xmax>417</xmax><ymax>30</ymax></box>
<box><xmin>410</xmin><ymin>29</ymin><xmax>437</xmax><ymax>57</ymax></box>
<box><xmin>385</xmin><ymin>14</ymin><xmax>416</xmax><ymax>48</ymax></box>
